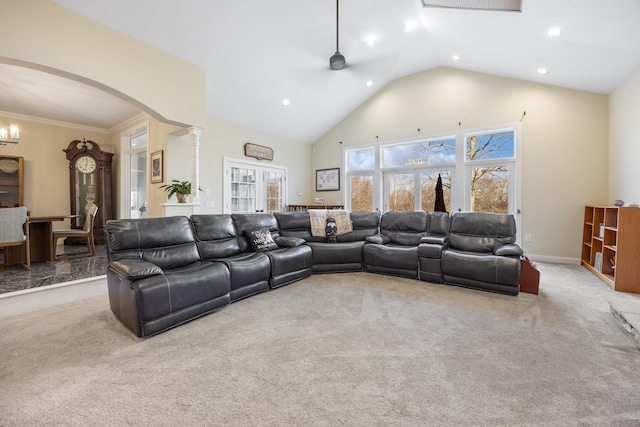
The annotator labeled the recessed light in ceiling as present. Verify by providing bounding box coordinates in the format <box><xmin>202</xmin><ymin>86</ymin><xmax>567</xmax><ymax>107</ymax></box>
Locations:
<box><xmin>365</xmin><ymin>80</ymin><xmax>373</xmax><ymax>87</ymax></box>
<box><xmin>366</xmin><ymin>36</ymin><xmax>377</xmax><ymax>46</ymax></box>
<box><xmin>547</xmin><ymin>27</ymin><xmax>562</xmax><ymax>37</ymax></box>
<box><xmin>404</xmin><ymin>21</ymin><xmax>416</xmax><ymax>32</ymax></box>
<box><xmin>421</xmin><ymin>0</ymin><xmax>522</xmax><ymax>12</ymax></box>
<box><xmin>452</xmin><ymin>54</ymin><xmax>461</xmax><ymax>61</ymax></box>
<box><xmin>282</xmin><ymin>99</ymin><xmax>290</xmax><ymax>106</ymax></box>
<box><xmin>537</xmin><ymin>68</ymin><xmax>548</xmax><ymax>74</ymax></box>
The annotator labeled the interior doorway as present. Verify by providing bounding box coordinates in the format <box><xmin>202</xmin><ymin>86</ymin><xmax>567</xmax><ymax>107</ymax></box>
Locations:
<box><xmin>120</xmin><ymin>125</ymin><xmax>149</xmax><ymax>219</ymax></box>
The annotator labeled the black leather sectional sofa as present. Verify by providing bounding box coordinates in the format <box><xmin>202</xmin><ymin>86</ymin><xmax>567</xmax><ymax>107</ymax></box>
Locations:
<box><xmin>105</xmin><ymin>210</ymin><xmax>523</xmax><ymax>337</ymax></box>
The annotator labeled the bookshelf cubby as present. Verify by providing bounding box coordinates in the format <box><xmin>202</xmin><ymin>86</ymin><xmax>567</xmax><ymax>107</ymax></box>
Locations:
<box><xmin>581</xmin><ymin>205</ymin><xmax>640</xmax><ymax>293</ymax></box>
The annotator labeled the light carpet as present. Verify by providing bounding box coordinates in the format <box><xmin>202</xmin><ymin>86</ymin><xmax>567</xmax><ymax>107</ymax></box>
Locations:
<box><xmin>1</xmin><ymin>263</ymin><xmax>640</xmax><ymax>426</ymax></box>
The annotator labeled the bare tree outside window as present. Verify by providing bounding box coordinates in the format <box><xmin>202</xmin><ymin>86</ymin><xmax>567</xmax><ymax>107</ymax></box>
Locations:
<box><xmin>466</xmin><ymin>131</ymin><xmax>514</xmax><ymax>213</ymax></box>
<box><xmin>350</xmin><ymin>176</ymin><xmax>373</xmax><ymax>212</ymax></box>
<box><xmin>387</xmin><ymin>173</ymin><xmax>414</xmax><ymax>211</ymax></box>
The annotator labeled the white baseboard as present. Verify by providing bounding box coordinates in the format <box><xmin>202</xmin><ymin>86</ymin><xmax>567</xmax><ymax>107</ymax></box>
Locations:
<box><xmin>525</xmin><ymin>254</ymin><xmax>581</xmax><ymax>265</ymax></box>
<box><xmin>0</xmin><ymin>275</ymin><xmax>108</xmax><ymax>319</ymax></box>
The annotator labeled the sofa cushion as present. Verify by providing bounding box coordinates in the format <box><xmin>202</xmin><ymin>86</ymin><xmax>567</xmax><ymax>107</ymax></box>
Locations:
<box><xmin>379</xmin><ymin>211</ymin><xmax>429</xmax><ymax>246</ymax></box>
<box><xmin>105</xmin><ymin>216</ymin><xmax>201</xmax><ymax>270</ymax></box>
<box><xmin>232</xmin><ymin>213</ymin><xmax>280</xmax><ymax>252</ymax></box>
<box><xmin>336</xmin><ymin>211</ymin><xmax>380</xmax><ymax>242</ymax></box>
<box><xmin>274</xmin><ymin>236</ymin><xmax>306</xmax><ymax>247</ymax></box>
<box><xmin>191</xmin><ymin>214</ymin><xmax>242</xmax><ymax>259</ymax></box>
<box><xmin>132</xmin><ymin>260</ymin><xmax>230</xmax><ymax>322</ymax></box>
<box><xmin>246</xmin><ymin>227</ymin><xmax>278</xmax><ymax>251</ymax></box>
<box><xmin>494</xmin><ymin>243</ymin><xmax>524</xmax><ymax>256</ymax></box>
<box><xmin>448</xmin><ymin>212</ymin><xmax>517</xmax><ymax>252</ymax></box>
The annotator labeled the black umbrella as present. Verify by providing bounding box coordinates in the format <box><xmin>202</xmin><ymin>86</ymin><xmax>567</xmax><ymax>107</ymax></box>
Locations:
<box><xmin>434</xmin><ymin>173</ymin><xmax>447</xmax><ymax>212</ymax></box>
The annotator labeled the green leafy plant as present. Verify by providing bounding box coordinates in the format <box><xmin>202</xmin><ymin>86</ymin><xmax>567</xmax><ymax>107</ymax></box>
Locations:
<box><xmin>159</xmin><ymin>180</ymin><xmax>202</xmax><ymax>203</ymax></box>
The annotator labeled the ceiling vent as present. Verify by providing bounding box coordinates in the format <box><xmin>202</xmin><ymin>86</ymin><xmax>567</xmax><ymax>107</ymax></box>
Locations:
<box><xmin>421</xmin><ymin>0</ymin><xmax>523</xmax><ymax>12</ymax></box>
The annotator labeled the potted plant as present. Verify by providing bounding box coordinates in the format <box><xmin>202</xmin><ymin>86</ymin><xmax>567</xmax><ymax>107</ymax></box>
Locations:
<box><xmin>159</xmin><ymin>180</ymin><xmax>201</xmax><ymax>203</ymax></box>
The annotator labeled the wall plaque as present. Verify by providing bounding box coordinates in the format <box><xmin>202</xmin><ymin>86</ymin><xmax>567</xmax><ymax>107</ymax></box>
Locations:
<box><xmin>244</xmin><ymin>143</ymin><xmax>274</xmax><ymax>161</ymax></box>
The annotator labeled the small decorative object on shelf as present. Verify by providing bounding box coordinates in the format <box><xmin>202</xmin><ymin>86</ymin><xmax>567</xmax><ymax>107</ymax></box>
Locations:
<box><xmin>614</xmin><ymin>199</ymin><xmax>624</xmax><ymax>207</ymax></box>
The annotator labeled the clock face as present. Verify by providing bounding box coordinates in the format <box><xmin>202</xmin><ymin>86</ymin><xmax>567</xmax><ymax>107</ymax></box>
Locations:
<box><xmin>76</xmin><ymin>155</ymin><xmax>97</xmax><ymax>173</ymax></box>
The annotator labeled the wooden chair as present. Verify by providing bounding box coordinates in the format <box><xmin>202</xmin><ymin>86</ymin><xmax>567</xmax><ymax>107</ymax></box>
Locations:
<box><xmin>52</xmin><ymin>204</ymin><xmax>98</xmax><ymax>260</ymax></box>
<box><xmin>0</xmin><ymin>207</ymin><xmax>30</xmax><ymax>270</ymax></box>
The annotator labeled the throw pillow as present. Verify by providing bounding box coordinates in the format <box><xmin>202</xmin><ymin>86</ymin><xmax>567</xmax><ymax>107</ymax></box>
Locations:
<box><xmin>246</xmin><ymin>227</ymin><xmax>278</xmax><ymax>252</ymax></box>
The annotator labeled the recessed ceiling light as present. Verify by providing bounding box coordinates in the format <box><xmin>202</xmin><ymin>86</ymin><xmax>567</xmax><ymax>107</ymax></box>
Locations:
<box><xmin>404</xmin><ymin>21</ymin><xmax>416</xmax><ymax>32</ymax></box>
<box><xmin>547</xmin><ymin>27</ymin><xmax>562</xmax><ymax>37</ymax></box>
<box><xmin>452</xmin><ymin>54</ymin><xmax>461</xmax><ymax>61</ymax></box>
<box><xmin>366</xmin><ymin>36</ymin><xmax>377</xmax><ymax>46</ymax></box>
<box><xmin>282</xmin><ymin>98</ymin><xmax>290</xmax><ymax>106</ymax></box>
<box><xmin>365</xmin><ymin>80</ymin><xmax>373</xmax><ymax>87</ymax></box>
<box><xmin>537</xmin><ymin>68</ymin><xmax>548</xmax><ymax>74</ymax></box>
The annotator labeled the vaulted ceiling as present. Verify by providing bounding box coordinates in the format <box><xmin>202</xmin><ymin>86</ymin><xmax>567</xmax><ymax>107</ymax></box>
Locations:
<box><xmin>4</xmin><ymin>1</ymin><xmax>640</xmax><ymax>143</ymax></box>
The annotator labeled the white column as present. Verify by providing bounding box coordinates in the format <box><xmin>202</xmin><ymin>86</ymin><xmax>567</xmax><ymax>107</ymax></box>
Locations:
<box><xmin>189</xmin><ymin>127</ymin><xmax>202</xmax><ymax>204</ymax></box>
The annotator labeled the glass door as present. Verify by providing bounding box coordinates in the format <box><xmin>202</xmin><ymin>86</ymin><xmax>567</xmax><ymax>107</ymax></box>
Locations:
<box><xmin>383</xmin><ymin>171</ymin><xmax>414</xmax><ymax>211</ymax></box>
<box><xmin>224</xmin><ymin>158</ymin><xmax>287</xmax><ymax>213</ymax></box>
<box><xmin>263</xmin><ymin>169</ymin><xmax>284</xmax><ymax>213</ymax></box>
<box><xmin>120</xmin><ymin>127</ymin><xmax>148</xmax><ymax>219</ymax></box>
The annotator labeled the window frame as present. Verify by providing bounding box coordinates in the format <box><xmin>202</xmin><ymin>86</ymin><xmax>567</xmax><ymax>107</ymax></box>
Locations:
<box><xmin>343</xmin><ymin>123</ymin><xmax>521</xmax><ymax>242</ymax></box>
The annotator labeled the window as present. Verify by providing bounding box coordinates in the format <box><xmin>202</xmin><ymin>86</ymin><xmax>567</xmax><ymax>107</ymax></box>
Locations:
<box><xmin>344</xmin><ymin>124</ymin><xmax>520</xmax><ymax>238</ymax></box>
<box><xmin>385</xmin><ymin>172</ymin><xmax>414</xmax><ymax>211</ymax></box>
<box><xmin>350</xmin><ymin>175</ymin><xmax>373</xmax><ymax>212</ymax></box>
<box><xmin>465</xmin><ymin>129</ymin><xmax>515</xmax><ymax>214</ymax></box>
<box><xmin>346</xmin><ymin>147</ymin><xmax>376</xmax><ymax>212</ymax></box>
<box><xmin>382</xmin><ymin>139</ymin><xmax>455</xmax><ymax>168</ymax></box>
<box><xmin>420</xmin><ymin>170</ymin><xmax>452</xmax><ymax>212</ymax></box>
<box><xmin>120</xmin><ymin>123</ymin><xmax>149</xmax><ymax>219</ymax></box>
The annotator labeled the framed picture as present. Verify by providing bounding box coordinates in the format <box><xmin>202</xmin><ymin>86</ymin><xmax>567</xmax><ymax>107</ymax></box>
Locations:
<box><xmin>150</xmin><ymin>150</ymin><xmax>164</xmax><ymax>184</ymax></box>
<box><xmin>316</xmin><ymin>168</ymin><xmax>340</xmax><ymax>191</ymax></box>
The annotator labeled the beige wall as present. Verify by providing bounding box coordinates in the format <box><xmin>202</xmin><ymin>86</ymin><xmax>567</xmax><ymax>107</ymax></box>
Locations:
<box><xmin>2</xmin><ymin>0</ymin><xmax>206</xmax><ymax>128</ymax></box>
<box><xmin>609</xmin><ymin>64</ymin><xmax>640</xmax><ymax>205</ymax></box>
<box><xmin>0</xmin><ymin>113</ymin><xmax>113</xmax><ymax>229</ymax></box>
<box><xmin>312</xmin><ymin>67</ymin><xmax>609</xmax><ymax>261</ymax></box>
<box><xmin>198</xmin><ymin>116</ymin><xmax>312</xmax><ymax>213</ymax></box>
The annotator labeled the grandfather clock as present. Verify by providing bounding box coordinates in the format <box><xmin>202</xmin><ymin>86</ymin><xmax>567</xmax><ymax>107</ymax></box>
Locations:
<box><xmin>64</xmin><ymin>139</ymin><xmax>113</xmax><ymax>244</ymax></box>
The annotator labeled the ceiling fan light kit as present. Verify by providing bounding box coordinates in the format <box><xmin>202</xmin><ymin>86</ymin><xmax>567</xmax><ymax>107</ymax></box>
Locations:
<box><xmin>421</xmin><ymin>0</ymin><xmax>523</xmax><ymax>12</ymax></box>
<box><xmin>330</xmin><ymin>52</ymin><xmax>346</xmax><ymax>70</ymax></box>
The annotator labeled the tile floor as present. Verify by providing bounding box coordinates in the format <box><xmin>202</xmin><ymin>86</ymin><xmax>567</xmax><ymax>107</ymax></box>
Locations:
<box><xmin>0</xmin><ymin>245</ymin><xmax>108</xmax><ymax>294</ymax></box>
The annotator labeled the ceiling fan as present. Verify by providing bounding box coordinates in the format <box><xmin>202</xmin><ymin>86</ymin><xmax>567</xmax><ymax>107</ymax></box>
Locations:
<box><xmin>329</xmin><ymin>0</ymin><xmax>346</xmax><ymax>70</ymax></box>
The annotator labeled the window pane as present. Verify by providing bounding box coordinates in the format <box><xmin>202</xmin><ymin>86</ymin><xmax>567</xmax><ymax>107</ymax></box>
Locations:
<box><xmin>382</xmin><ymin>139</ymin><xmax>455</xmax><ymax>168</ymax></box>
<box><xmin>263</xmin><ymin>171</ymin><xmax>283</xmax><ymax>213</ymax></box>
<box><xmin>387</xmin><ymin>172</ymin><xmax>414</xmax><ymax>211</ymax></box>
<box><xmin>466</xmin><ymin>130</ymin><xmax>514</xmax><ymax>161</ymax></box>
<box><xmin>470</xmin><ymin>167</ymin><xmax>508</xmax><ymax>213</ymax></box>
<box><xmin>420</xmin><ymin>170</ymin><xmax>451</xmax><ymax>212</ymax></box>
<box><xmin>346</xmin><ymin>148</ymin><xmax>375</xmax><ymax>171</ymax></box>
<box><xmin>350</xmin><ymin>175</ymin><xmax>373</xmax><ymax>212</ymax></box>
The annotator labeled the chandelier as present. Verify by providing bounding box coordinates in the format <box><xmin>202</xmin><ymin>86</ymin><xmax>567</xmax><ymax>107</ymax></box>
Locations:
<box><xmin>0</xmin><ymin>124</ymin><xmax>19</xmax><ymax>148</ymax></box>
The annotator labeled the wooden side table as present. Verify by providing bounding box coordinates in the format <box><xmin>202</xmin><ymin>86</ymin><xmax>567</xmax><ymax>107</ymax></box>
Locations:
<box><xmin>520</xmin><ymin>256</ymin><xmax>540</xmax><ymax>295</ymax></box>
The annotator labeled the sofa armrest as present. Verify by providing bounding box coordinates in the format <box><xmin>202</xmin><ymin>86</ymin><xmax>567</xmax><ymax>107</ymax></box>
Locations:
<box><xmin>494</xmin><ymin>243</ymin><xmax>524</xmax><ymax>257</ymax></box>
<box><xmin>422</xmin><ymin>235</ymin><xmax>448</xmax><ymax>245</ymax></box>
<box><xmin>109</xmin><ymin>259</ymin><xmax>164</xmax><ymax>280</ymax></box>
<box><xmin>275</xmin><ymin>236</ymin><xmax>306</xmax><ymax>248</ymax></box>
<box><xmin>366</xmin><ymin>234</ymin><xmax>391</xmax><ymax>245</ymax></box>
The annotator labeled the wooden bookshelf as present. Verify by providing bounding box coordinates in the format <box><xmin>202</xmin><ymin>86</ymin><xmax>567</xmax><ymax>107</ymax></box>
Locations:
<box><xmin>287</xmin><ymin>204</ymin><xmax>344</xmax><ymax>212</ymax></box>
<box><xmin>581</xmin><ymin>205</ymin><xmax>640</xmax><ymax>293</ymax></box>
